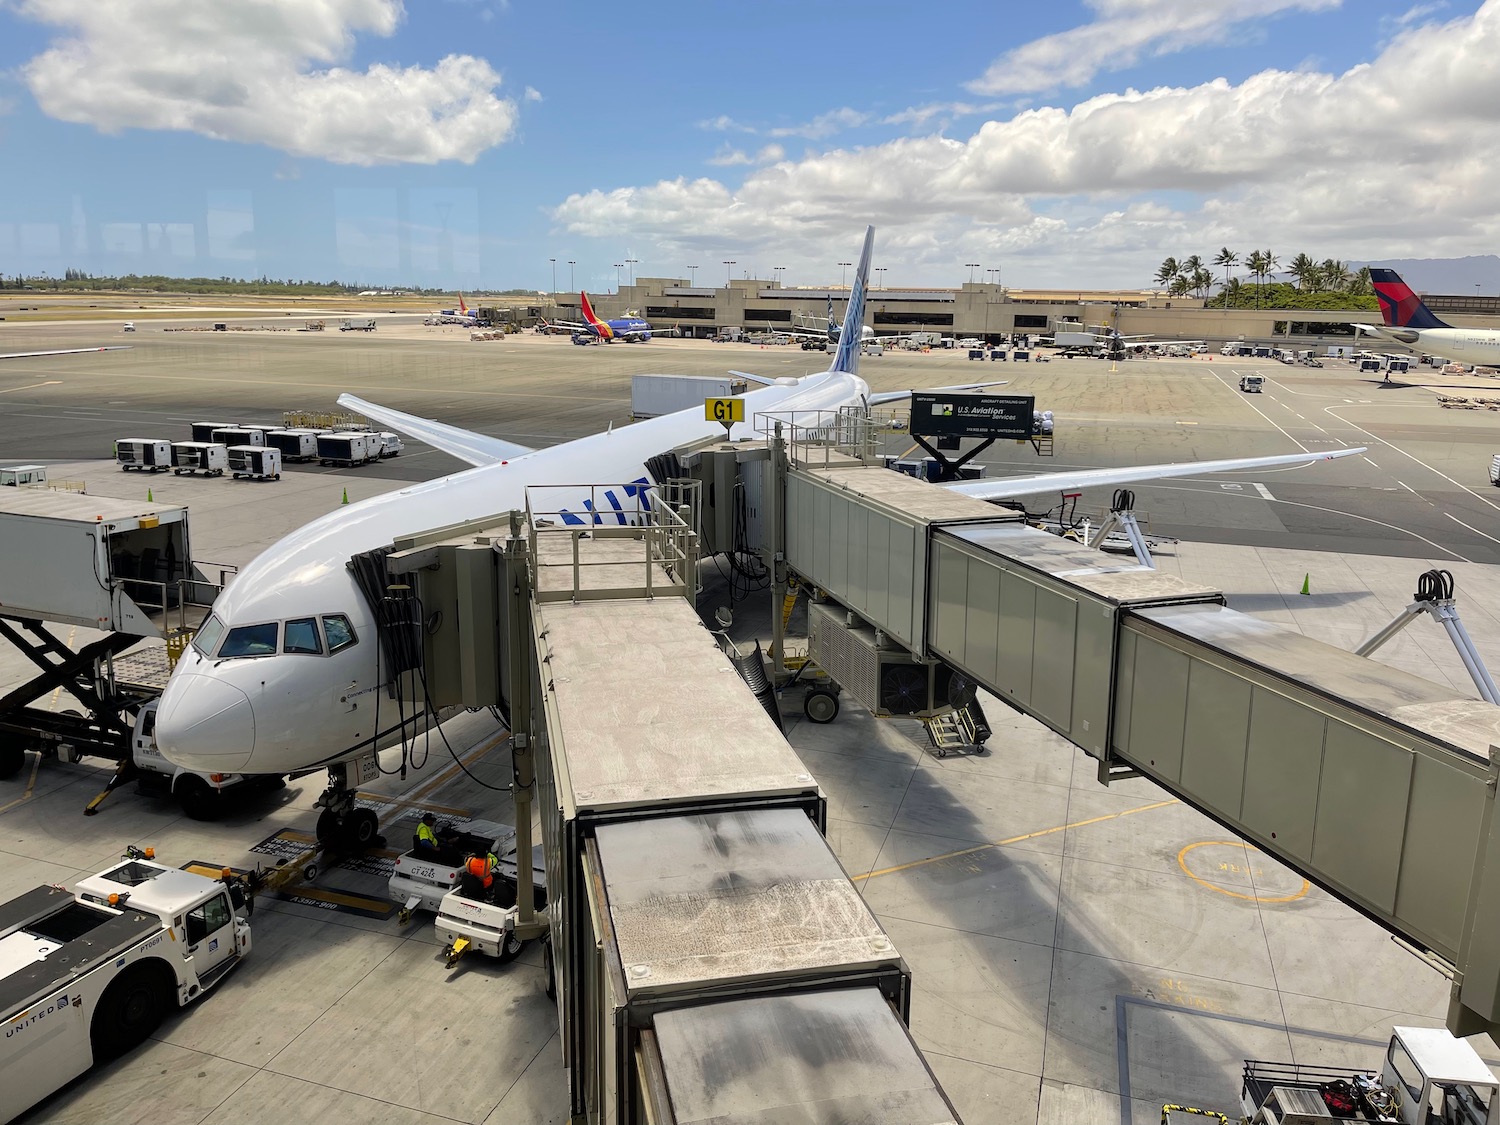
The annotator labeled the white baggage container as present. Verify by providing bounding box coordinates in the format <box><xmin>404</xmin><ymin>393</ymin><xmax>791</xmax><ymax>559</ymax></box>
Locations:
<box><xmin>630</xmin><ymin>374</ymin><xmax>748</xmax><ymax>420</ymax></box>
<box><xmin>170</xmin><ymin>441</ymin><xmax>228</xmax><ymax>476</ymax></box>
<box><xmin>228</xmin><ymin>445</ymin><xmax>281</xmax><ymax>480</ymax></box>
<box><xmin>264</xmin><ymin>429</ymin><xmax>319</xmax><ymax>462</ymax></box>
<box><xmin>317</xmin><ymin>431</ymin><xmax>378</xmax><ymax>467</ymax></box>
<box><xmin>211</xmin><ymin>426</ymin><xmax>266</xmax><ymax>448</ymax></box>
<box><xmin>116</xmin><ymin>438</ymin><xmax>172</xmax><ymax>472</ymax></box>
<box><xmin>190</xmin><ymin>420</ymin><xmax>235</xmax><ymax>442</ymax></box>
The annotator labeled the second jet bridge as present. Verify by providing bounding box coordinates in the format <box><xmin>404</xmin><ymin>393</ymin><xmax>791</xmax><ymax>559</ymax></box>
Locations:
<box><xmin>779</xmin><ymin>463</ymin><xmax>1500</xmax><ymax>1043</ymax></box>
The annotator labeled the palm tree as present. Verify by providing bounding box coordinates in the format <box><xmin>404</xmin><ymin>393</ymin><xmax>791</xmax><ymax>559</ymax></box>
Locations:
<box><xmin>1348</xmin><ymin>265</ymin><xmax>1373</xmax><ymax>297</ymax></box>
<box><xmin>1245</xmin><ymin>250</ymin><xmax>1268</xmax><ymax>308</ymax></box>
<box><xmin>1221</xmin><ymin>277</ymin><xmax>1244</xmax><ymax>306</ymax></box>
<box><xmin>1213</xmin><ymin>247</ymin><xmax>1238</xmax><ymax>293</ymax></box>
<box><xmin>1320</xmin><ymin>258</ymin><xmax>1352</xmax><ymax>292</ymax></box>
<box><xmin>1190</xmin><ymin>266</ymin><xmax>1214</xmax><ymax>299</ymax></box>
<box><xmin>1168</xmin><ymin>275</ymin><xmax>1191</xmax><ymax>298</ymax></box>
<box><xmin>1154</xmin><ymin>257</ymin><xmax>1181</xmax><ymax>289</ymax></box>
<box><xmin>1288</xmin><ymin>252</ymin><xmax>1319</xmax><ymax>291</ymax></box>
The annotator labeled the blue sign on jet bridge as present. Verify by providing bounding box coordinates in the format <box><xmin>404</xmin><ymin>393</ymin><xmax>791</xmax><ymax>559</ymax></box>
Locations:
<box><xmin>910</xmin><ymin>392</ymin><xmax>1035</xmax><ymax>440</ymax></box>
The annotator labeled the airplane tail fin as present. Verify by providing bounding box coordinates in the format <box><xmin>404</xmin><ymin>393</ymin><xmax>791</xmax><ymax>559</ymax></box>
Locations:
<box><xmin>579</xmin><ymin>291</ymin><xmax>612</xmax><ymax>338</ymax></box>
<box><xmin>458</xmin><ymin>293</ymin><xmax>468</xmax><ymax>315</ymax></box>
<box><xmin>830</xmin><ymin>227</ymin><xmax>874</xmax><ymax>376</ymax></box>
<box><xmin>1371</xmin><ymin>268</ymin><xmax>1449</xmax><ymax>329</ymax></box>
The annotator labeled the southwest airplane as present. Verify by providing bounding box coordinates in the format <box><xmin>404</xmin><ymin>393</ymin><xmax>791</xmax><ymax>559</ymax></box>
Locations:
<box><xmin>154</xmin><ymin>227</ymin><xmax>1362</xmax><ymax>847</ymax></box>
<box><xmin>1354</xmin><ymin>269</ymin><xmax>1500</xmax><ymax>366</ymax></box>
<box><xmin>545</xmin><ymin>292</ymin><xmax>659</xmax><ymax>343</ymax></box>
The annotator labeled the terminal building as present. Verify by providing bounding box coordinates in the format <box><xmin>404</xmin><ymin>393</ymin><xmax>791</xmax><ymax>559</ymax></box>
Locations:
<box><xmin>560</xmin><ymin>277</ymin><xmax>1500</xmax><ymax>349</ymax></box>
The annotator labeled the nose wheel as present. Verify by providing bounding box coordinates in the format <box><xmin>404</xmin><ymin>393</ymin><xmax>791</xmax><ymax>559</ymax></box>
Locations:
<box><xmin>314</xmin><ymin>768</ymin><xmax>384</xmax><ymax>850</ymax></box>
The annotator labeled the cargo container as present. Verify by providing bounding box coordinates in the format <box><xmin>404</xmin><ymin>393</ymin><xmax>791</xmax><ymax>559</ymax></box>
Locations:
<box><xmin>115</xmin><ymin>439</ymin><xmax>172</xmax><ymax>473</ymax></box>
<box><xmin>170</xmin><ymin>441</ymin><xmax>228</xmax><ymax>476</ymax></box>
<box><xmin>316</xmin><ymin>431</ymin><xmax>379</xmax><ymax>467</ymax></box>
<box><xmin>227</xmin><ymin>446</ymin><xmax>281</xmax><ymax>480</ymax></box>
<box><xmin>264</xmin><ymin>429</ymin><xmax>319</xmax><ymax>462</ymax></box>
<box><xmin>210</xmin><ymin>427</ymin><xmax>265</xmax><ymax>448</ymax></box>
<box><xmin>190</xmin><ymin>421</ymin><xmax>235</xmax><ymax>443</ymax></box>
<box><xmin>630</xmin><ymin>374</ymin><xmax>748</xmax><ymax>420</ymax></box>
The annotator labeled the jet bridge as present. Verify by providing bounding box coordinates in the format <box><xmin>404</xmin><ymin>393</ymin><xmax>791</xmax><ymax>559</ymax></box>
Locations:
<box><xmin>778</xmin><ymin>461</ymin><xmax>1500</xmax><ymax>1043</ymax></box>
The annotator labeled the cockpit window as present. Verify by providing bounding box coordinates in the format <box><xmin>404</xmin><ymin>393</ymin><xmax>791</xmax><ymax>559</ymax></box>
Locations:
<box><xmin>284</xmin><ymin>618</ymin><xmax>322</xmax><ymax>655</ymax></box>
<box><xmin>192</xmin><ymin>615</ymin><xmax>225</xmax><ymax>657</ymax></box>
<box><xmin>218</xmin><ymin>623</ymin><xmax>279</xmax><ymax>658</ymax></box>
<box><xmin>322</xmin><ymin>614</ymin><xmax>357</xmax><ymax>654</ymax></box>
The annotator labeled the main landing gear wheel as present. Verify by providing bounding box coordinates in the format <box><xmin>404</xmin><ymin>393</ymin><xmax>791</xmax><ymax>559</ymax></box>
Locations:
<box><xmin>803</xmin><ymin>688</ymin><xmax>840</xmax><ymax>724</ymax></box>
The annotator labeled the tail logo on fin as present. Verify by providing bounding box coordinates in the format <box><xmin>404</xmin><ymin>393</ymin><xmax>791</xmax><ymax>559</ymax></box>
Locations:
<box><xmin>579</xmin><ymin>292</ymin><xmax>613</xmax><ymax>339</ymax></box>
<box><xmin>1370</xmin><ymin>268</ymin><xmax>1450</xmax><ymax>330</ymax></box>
<box><xmin>458</xmin><ymin>293</ymin><xmax>468</xmax><ymax>315</ymax></box>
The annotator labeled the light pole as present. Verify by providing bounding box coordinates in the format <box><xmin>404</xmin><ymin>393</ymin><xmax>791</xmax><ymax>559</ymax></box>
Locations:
<box><xmin>838</xmin><ymin>261</ymin><xmax>852</xmax><ymax>288</ymax></box>
<box><xmin>773</xmin><ymin>266</ymin><xmax>787</xmax><ymax>286</ymax></box>
<box><xmin>614</xmin><ymin>263</ymin><xmax>623</xmax><ymax>291</ymax></box>
<box><xmin>965</xmin><ymin>262</ymin><xmax>981</xmax><ymax>284</ymax></box>
<box><xmin>568</xmin><ymin>260</ymin><xmax>576</xmax><ymax>290</ymax></box>
<box><xmin>625</xmin><ymin>258</ymin><xmax>639</xmax><ymax>285</ymax></box>
<box><xmin>875</xmin><ymin>267</ymin><xmax>888</xmax><ymax>289</ymax></box>
<box><xmin>549</xmin><ymin>258</ymin><xmax>556</xmax><ymax>295</ymax></box>
<box><xmin>687</xmin><ymin>264</ymin><xmax>698</xmax><ymax>286</ymax></box>
<box><xmin>723</xmin><ymin>260</ymin><xmax>736</xmax><ymax>285</ymax></box>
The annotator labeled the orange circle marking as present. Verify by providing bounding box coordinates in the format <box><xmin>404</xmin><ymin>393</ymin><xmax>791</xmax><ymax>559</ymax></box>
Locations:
<box><xmin>1177</xmin><ymin>840</ymin><xmax>1310</xmax><ymax>904</ymax></box>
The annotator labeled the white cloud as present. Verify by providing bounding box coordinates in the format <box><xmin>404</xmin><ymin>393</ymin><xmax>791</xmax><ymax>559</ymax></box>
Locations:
<box><xmin>8</xmin><ymin>0</ymin><xmax>518</xmax><ymax>165</ymax></box>
<box><xmin>697</xmin><ymin>114</ymin><xmax>755</xmax><ymax>132</ymax></box>
<box><xmin>707</xmin><ymin>148</ymin><xmax>752</xmax><ymax>167</ymax></box>
<box><xmin>880</xmin><ymin>101</ymin><xmax>1003</xmax><ymax>129</ymax></box>
<box><xmin>968</xmin><ymin>0</ymin><xmax>1341</xmax><ymax>96</ymax></box>
<box><xmin>767</xmin><ymin>107</ymin><xmax>871</xmax><ymax>139</ymax></box>
<box><xmin>755</xmin><ymin>143</ymin><xmax>785</xmax><ymax>164</ymax></box>
<box><xmin>553</xmin><ymin>1</ymin><xmax>1500</xmax><ymax>287</ymax></box>
<box><xmin>524</xmin><ymin>85</ymin><xmax>543</xmax><ymax>102</ymax></box>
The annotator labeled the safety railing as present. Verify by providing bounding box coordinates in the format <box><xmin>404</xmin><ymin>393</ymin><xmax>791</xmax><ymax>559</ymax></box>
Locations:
<box><xmin>525</xmin><ymin>485</ymin><xmax>698</xmax><ymax>604</ymax></box>
<box><xmin>753</xmin><ymin>406</ymin><xmax>881</xmax><ymax>468</ymax></box>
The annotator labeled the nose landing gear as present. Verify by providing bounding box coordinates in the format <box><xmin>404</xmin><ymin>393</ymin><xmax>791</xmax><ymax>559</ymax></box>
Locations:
<box><xmin>313</xmin><ymin>759</ymin><xmax>384</xmax><ymax>849</ymax></box>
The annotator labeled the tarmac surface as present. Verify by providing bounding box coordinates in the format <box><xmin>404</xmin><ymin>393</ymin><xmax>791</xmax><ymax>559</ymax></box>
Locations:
<box><xmin>4</xmin><ymin>319</ymin><xmax>1500</xmax><ymax>1123</ymax></box>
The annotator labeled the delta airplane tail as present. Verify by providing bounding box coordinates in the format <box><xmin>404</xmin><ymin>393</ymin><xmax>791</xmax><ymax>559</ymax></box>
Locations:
<box><xmin>830</xmin><ymin>227</ymin><xmax>874</xmax><ymax>376</ymax></box>
<box><xmin>579</xmin><ymin>291</ymin><xmax>613</xmax><ymax>339</ymax></box>
<box><xmin>1371</xmin><ymin>268</ymin><xmax>1450</xmax><ymax>330</ymax></box>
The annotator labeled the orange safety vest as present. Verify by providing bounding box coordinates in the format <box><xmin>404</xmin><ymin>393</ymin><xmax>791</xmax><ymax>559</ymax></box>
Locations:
<box><xmin>465</xmin><ymin>856</ymin><xmax>493</xmax><ymax>888</ymax></box>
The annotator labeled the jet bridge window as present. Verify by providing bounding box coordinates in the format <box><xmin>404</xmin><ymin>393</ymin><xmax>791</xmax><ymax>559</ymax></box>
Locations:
<box><xmin>283</xmin><ymin>617</ymin><xmax>323</xmax><ymax>655</ymax></box>
<box><xmin>322</xmin><ymin>614</ymin><xmax>357</xmax><ymax>654</ymax></box>
<box><xmin>217</xmin><ymin>622</ymin><xmax>279</xmax><ymax>658</ymax></box>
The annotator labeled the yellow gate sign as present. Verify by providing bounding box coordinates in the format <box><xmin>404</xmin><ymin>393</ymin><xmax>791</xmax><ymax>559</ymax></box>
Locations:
<box><xmin>705</xmin><ymin>397</ymin><xmax>745</xmax><ymax>424</ymax></box>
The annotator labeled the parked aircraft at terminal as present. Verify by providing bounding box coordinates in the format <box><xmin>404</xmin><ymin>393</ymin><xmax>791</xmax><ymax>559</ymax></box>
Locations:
<box><xmin>153</xmin><ymin>227</ymin><xmax>1363</xmax><ymax>846</ymax></box>
<box><xmin>543</xmin><ymin>291</ymin><xmax>660</xmax><ymax>343</ymax></box>
<box><xmin>1353</xmin><ymin>269</ymin><xmax>1500</xmax><ymax>367</ymax></box>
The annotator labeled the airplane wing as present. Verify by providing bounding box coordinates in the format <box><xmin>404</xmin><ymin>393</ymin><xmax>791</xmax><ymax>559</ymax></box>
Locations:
<box><xmin>728</xmin><ymin>370</ymin><xmax>778</xmax><ymax>386</ymax></box>
<box><xmin>943</xmin><ymin>447</ymin><xmax>1364</xmax><ymax>502</ymax></box>
<box><xmin>0</xmin><ymin>346</ymin><xmax>133</xmax><ymax>360</ymax></box>
<box><xmin>336</xmin><ymin>393</ymin><xmax>535</xmax><ymax>467</ymax></box>
<box><xmin>867</xmin><ymin>380</ymin><xmax>1009</xmax><ymax>406</ymax></box>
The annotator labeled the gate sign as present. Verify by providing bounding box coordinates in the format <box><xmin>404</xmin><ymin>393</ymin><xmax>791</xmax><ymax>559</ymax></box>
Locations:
<box><xmin>705</xmin><ymin>397</ymin><xmax>745</xmax><ymax>424</ymax></box>
<box><xmin>911</xmin><ymin>392</ymin><xmax>1034</xmax><ymax>440</ymax></box>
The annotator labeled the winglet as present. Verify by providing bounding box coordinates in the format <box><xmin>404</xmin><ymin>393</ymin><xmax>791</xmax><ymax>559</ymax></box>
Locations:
<box><xmin>1371</xmin><ymin>268</ymin><xmax>1450</xmax><ymax>330</ymax></box>
<box><xmin>830</xmin><ymin>226</ymin><xmax>874</xmax><ymax>376</ymax></box>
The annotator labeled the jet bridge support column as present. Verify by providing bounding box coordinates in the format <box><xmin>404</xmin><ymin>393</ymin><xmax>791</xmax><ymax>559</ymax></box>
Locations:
<box><xmin>501</xmin><ymin>515</ymin><xmax>545</xmax><ymax>942</ymax></box>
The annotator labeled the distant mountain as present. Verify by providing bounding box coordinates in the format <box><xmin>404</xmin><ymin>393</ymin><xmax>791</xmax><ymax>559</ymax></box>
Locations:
<box><xmin>1350</xmin><ymin>255</ymin><xmax>1500</xmax><ymax>296</ymax></box>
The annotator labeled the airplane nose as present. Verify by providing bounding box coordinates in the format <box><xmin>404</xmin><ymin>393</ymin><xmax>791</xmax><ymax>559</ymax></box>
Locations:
<box><xmin>155</xmin><ymin>674</ymin><xmax>255</xmax><ymax>772</ymax></box>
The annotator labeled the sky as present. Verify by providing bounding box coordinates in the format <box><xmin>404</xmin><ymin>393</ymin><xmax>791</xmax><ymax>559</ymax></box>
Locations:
<box><xmin>0</xmin><ymin>0</ymin><xmax>1494</xmax><ymax>292</ymax></box>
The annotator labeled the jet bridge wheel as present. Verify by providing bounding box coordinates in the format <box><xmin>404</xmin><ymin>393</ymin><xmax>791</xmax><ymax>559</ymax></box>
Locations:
<box><xmin>0</xmin><ymin>745</ymin><xmax>25</xmax><ymax>779</ymax></box>
<box><xmin>803</xmin><ymin>688</ymin><xmax>840</xmax><ymax>724</ymax></box>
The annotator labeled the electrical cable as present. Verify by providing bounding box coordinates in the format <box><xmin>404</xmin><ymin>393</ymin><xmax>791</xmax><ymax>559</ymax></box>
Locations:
<box><xmin>416</xmin><ymin>660</ymin><xmax>511</xmax><ymax>792</ymax></box>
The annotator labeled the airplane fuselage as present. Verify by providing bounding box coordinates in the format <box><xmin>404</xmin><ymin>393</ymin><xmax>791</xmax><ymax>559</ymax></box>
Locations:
<box><xmin>155</xmin><ymin>371</ymin><xmax>869</xmax><ymax>776</ymax></box>
<box><xmin>1366</xmin><ymin>326</ymin><xmax>1500</xmax><ymax>366</ymax></box>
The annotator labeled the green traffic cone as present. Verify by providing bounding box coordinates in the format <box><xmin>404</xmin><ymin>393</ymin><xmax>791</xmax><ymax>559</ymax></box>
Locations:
<box><xmin>1300</xmin><ymin>573</ymin><xmax>1310</xmax><ymax>596</ymax></box>
<box><xmin>341</xmin><ymin>487</ymin><xmax>349</xmax><ymax>505</ymax></box>
<box><xmin>147</xmin><ymin>488</ymin><xmax>153</xmax><ymax>502</ymax></box>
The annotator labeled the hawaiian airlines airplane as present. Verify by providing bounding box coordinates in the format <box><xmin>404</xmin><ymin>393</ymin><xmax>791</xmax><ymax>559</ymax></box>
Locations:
<box><xmin>153</xmin><ymin>227</ymin><xmax>1363</xmax><ymax>847</ymax></box>
<box><xmin>1354</xmin><ymin>269</ymin><xmax>1500</xmax><ymax>366</ymax></box>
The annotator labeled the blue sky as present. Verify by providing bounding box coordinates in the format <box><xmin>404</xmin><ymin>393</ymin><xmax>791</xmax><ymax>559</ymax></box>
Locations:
<box><xmin>0</xmin><ymin>0</ymin><xmax>1492</xmax><ymax>290</ymax></box>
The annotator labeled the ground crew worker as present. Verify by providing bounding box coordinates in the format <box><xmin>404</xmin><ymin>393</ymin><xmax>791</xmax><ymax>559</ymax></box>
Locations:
<box><xmin>415</xmin><ymin>812</ymin><xmax>439</xmax><ymax>852</ymax></box>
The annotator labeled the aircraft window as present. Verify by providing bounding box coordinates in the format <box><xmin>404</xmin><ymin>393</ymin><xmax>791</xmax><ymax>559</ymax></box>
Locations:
<box><xmin>322</xmin><ymin>614</ymin><xmax>357</xmax><ymax>653</ymax></box>
<box><xmin>218</xmin><ymin>622</ymin><xmax>279</xmax><ymax>658</ymax></box>
<box><xmin>192</xmin><ymin>615</ymin><xmax>225</xmax><ymax>656</ymax></box>
<box><xmin>283</xmin><ymin>617</ymin><xmax>323</xmax><ymax>655</ymax></box>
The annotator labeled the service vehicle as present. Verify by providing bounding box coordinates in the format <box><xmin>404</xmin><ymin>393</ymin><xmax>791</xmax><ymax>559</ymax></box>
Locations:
<box><xmin>121</xmin><ymin>322</ymin><xmax>135</xmax><ymax>332</ymax></box>
<box><xmin>114</xmin><ymin>438</ymin><xmax>172</xmax><ymax>473</ymax></box>
<box><xmin>862</xmin><ymin>341</ymin><xmax>884</xmax><ymax>356</ymax></box>
<box><xmin>264</xmin><ymin>429</ymin><xmax>320</xmax><ymax>463</ymax></box>
<box><xmin>376</xmin><ymin>431</ymin><xmax>403</xmax><ymax>458</ymax></box>
<box><xmin>0</xmin><ymin>848</ymin><xmax>252</xmax><ymax>1123</ymax></box>
<box><xmin>388</xmin><ymin>817</ymin><xmax>516</xmax><ymax>923</ymax></box>
<box><xmin>434</xmin><ymin>843</ymin><xmax>548</xmax><ymax>969</ymax></box>
<box><xmin>339</xmin><ymin>318</ymin><xmax>376</xmax><ymax>332</ymax></box>
<box><xmin>1240</xmin><ymin>374</ymin><xmax>1265</xmax><ymax>393</ymax></box>
<box><xmin>1240</xmin><ymin>1026</ymin><xmax>1498</xmax><ymax>1125</ymax></box>
<box><xmin>1489</xmin><ymin>453</ymin><xmax>1500</xmax><ymax>486</ymax></box>
<box><xmin>0</xmin><ymin>465</ymin><xmax>46</xmax><ymax>487</ymax></box>
<box><xmin>170</xmin><ymin>441</ymin><xmax>228</xmax><ymax>477</ymax></box>
<box><xmin>227</xmin><ymin>445</ymin><xmax>281</xmax><ymax>481</ymax></box>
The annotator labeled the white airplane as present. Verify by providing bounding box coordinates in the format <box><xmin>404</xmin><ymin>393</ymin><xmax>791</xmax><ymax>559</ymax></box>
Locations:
<box><xmin>1353</xmin><ymin>269</ymin><xmax>1500</xmax><ymax>367</ymax></box>
<box><xmin>0</xmin><ymin>346</ymin><xmax>133</xmax><ymax>360</ymax></box>
<box><xmin>154</xmin><ymin>226</ymin><xmax>1364</xmax><ymax>846</ymax></box>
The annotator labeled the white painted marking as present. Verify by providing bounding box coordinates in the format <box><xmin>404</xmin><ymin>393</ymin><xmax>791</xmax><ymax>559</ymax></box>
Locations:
<box><xmin>1254</xmin><ymin>483</ymin><xmax>1274</xmax><ymax>501</ymax></box>
<box><xmin>1446</xmin><ymin>513</ymin><xmax>1500</xmax><ymax>547</ymax></box>
<box><xmin>1363</xmin><ymin>457</ymin><xmax>1379</xmax><ymax>468</ymax></box>
<box><xmin>1220</xmin><ymin>483</ymin><xmax>1244</xmax><ymax>491</ymax></box>
<box><xmin>1210</xmin><ymin>369</ymin><xmax>1309</xmax><ymax>452</ymax></box>
<box><xmin>0</xmin><ymin>380</ymin><xmax>63</xmax><ymax>395</ymax></box>
<box><xmin>1398</xmin><ymin>481</ymin><xmax>1417</xmax><ymax>494</ymax></box>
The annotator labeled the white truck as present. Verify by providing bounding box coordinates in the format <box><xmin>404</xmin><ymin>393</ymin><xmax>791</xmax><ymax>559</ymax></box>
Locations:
<box><xmin>630</xmin><ymin>374</ymin><xmax>748</xmax><ymax>420</ymax></box>
<box><xmin>1240</xmin><ymin>1026</ymin><xmax>1498</xmax><ymax>1125</ymax></box>
<box><xmin>339</xmin><ymin>318</ymin><xmax>376</xmax><ymax>332</ymax></box>
<box><xmin>0</xmin><ymin>849</ymin><xmax>251</xmax><ymax>1123</ymax></box>
<box><xmin>435</xmin><ymin>843</ymin><xmax>547</xmax><ymax>969</ymax></box>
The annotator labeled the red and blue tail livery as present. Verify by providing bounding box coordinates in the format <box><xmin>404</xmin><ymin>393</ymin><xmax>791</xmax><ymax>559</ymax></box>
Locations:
<box><xmin>572</xmin><ymin>292</ymin><xmax>654</xmax><ymax>343</ymax></box>
<box><xmin>1371</xmin><ymin>268</ymin><xmax>1450</xmax><ymax>330</ymax></box>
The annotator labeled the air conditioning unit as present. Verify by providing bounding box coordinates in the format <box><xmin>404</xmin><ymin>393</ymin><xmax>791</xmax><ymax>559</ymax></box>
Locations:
<box><xmin>808</xmin><ymin>602</ymin><xmax>970</xmax><ymax>718</ymax></box>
